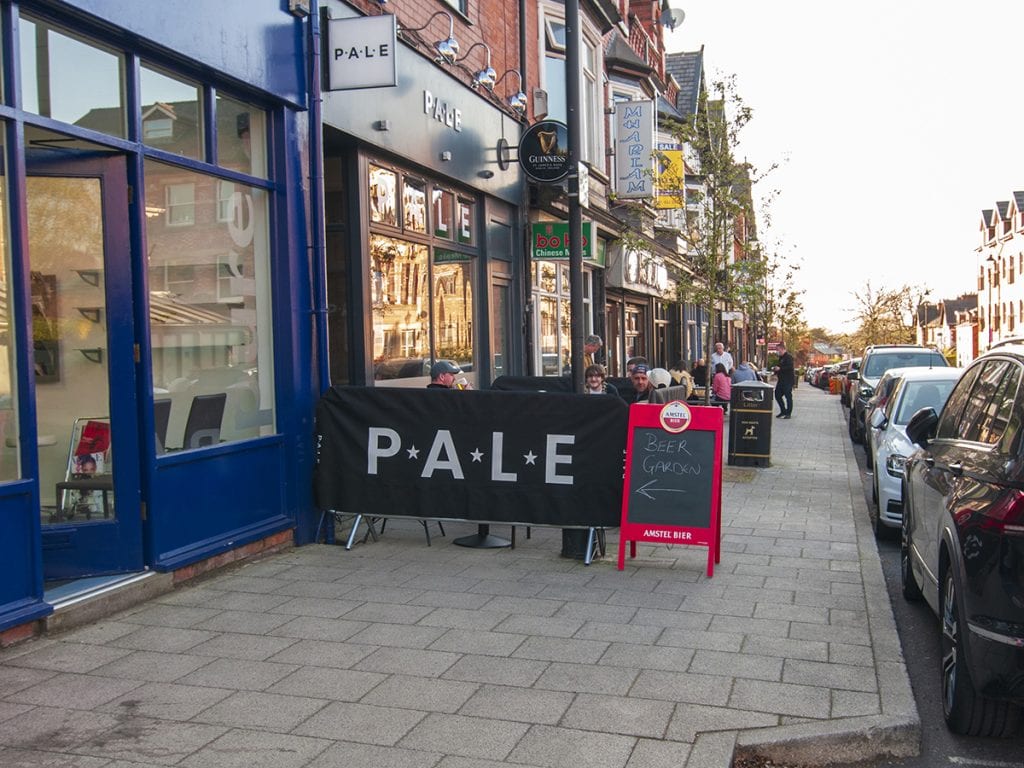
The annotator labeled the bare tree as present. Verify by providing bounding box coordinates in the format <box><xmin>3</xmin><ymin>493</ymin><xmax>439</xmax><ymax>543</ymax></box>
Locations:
<box><xmin>847</xmin><ymin>281</ymin><xmax>930</xmax><ymax>349</ymax></box>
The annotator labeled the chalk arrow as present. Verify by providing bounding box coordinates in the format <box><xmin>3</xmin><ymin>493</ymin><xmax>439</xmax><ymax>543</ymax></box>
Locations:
<box><xmin>636</xmin><ymin>480</ymin><xmax>687</xmax><ymax>500</ymax></box>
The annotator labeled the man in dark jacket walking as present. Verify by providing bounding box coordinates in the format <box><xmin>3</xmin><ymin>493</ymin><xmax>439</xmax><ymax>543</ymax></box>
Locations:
<box><xmin>773</xmin><ymin>342</ymin><xmax>795</xmax><ymax>418</ymax></box>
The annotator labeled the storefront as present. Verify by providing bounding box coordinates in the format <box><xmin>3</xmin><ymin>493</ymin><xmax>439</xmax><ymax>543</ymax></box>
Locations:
<box><xmin>0</xmin><ymin>0</ymin><xmax>313</xmax><ymax>636</ymax></box>
<box><xmin>604</xmin><ymin>242</ymin><xmax>677</xmax><ymax>373</ymax></box>
<box><xmin>320</xmin><ymin>2</ymin><xmax>524</xmax><ymax>389</ymax></box>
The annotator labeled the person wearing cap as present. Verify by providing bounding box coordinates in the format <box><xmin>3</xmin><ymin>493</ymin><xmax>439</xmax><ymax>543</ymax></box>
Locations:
<box><xmin>629</xmin><ymin>363</ymin><xmax>656</xmax><ymax>403</ymax></box>
<box><xmin>626</xmin><ymin>356</ymin><xmax>648</xmax><ymax>376</ymax></box>
<box><xmin>427</xmin><ymin>360</ymin><xmax>463</xmax><ymax>389</ymax></box>
<box><xmin>583</xmin><ymin>334</ymin><xmax>602</xmax><ymax>368</ymax></box>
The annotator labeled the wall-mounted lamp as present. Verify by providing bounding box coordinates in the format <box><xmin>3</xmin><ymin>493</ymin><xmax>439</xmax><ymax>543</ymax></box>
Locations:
<box><xmin>494</xmin><ymin>69</ymin><xmax>528</xmax><ymax>115</ymax></box>
<box><xmin>401</xmin><ymin>10</ymin><xmax>460</xmax><ymax>64</ymax></box>
<box><xmin>460</xmin><ymin>42</ymin><xmax>497</xmax><ymax>90</ymax></box>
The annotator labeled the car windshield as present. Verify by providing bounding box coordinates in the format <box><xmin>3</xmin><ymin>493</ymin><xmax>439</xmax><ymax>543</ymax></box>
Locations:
<box><xmin>894</xmin><ymin>379</ymin><xmax>957</xmax><ymax>424</ymax></box>
<box><xmin>863</xmin><ymin>351</ymin><xmax>945</xmax><ymax>378</ymax></box>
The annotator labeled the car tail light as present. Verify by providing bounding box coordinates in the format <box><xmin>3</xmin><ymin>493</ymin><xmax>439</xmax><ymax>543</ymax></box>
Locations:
<box><xmin>980</xmin><ymin>489</ymin><xmax>1024</xmax><ymax>535</ymax></box>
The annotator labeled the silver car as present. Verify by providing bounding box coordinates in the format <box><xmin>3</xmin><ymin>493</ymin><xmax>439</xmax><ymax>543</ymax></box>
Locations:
<box><xmin>868</xmin><ymin>367</ymin><xmax>962</xmax><ymax>539</ymax></box>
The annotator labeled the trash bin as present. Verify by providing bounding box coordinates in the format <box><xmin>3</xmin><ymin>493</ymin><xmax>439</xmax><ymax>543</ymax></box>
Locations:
<box><xmin>728</xmin><ymin>381</ymin><xmax>774</xmax><ymax>467</ymax></box>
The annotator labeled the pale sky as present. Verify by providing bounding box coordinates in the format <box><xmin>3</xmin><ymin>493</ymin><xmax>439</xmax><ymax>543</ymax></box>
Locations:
<box><xmin>665</xmin><ymin>1</ymin><xmax>1024</xmax><ymax>334</ymax></box>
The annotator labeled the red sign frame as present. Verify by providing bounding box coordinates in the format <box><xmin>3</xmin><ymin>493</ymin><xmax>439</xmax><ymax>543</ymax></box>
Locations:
<box><xmin>617</xmin><ymin>402</ymin><xmax>723</xmax><ymax>576</ymax></box>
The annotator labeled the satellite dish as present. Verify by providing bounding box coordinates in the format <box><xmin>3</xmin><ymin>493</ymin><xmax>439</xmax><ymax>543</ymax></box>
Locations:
<box><xmin>659</xmin><ymin>7</ymin><xmax>685</xmax><ymax>31</ymax></box>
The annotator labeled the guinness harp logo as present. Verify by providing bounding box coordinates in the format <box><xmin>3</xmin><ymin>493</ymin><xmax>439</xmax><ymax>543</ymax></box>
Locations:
<box><xmin>518</xmin><ymin>120</ymin><xmax>570</xmax><ymax>183</ymax></box>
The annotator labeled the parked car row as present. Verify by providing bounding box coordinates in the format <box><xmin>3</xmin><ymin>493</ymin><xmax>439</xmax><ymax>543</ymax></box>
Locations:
<box><xmin>841</xmin><ymin>343</ymin><xmax>1023</xmax><ymax>737</ymax></box>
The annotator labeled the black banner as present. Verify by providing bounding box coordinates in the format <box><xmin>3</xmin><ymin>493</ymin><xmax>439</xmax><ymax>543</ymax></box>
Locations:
<box><xmin>315</xmin><ymin>386</ymin><xmax>628</xmax><ymax>527</ymax></box>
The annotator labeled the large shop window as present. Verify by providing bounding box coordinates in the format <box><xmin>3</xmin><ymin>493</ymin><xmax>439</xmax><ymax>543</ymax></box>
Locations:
<box><xmin>0</xmin><ymin>131</ymin><xmax>19</xmax><ymax>482</ymax></box>
<box><xmin>369</xmin><ymin>163</ymin><xmax>476</xmax><ymax>384</ymax></box>
<box><xmin>144</xmin><ymin>161</ymin><xmax>275</xmax><ymax>450</ymax></box>
<box><xmin>531</xmin><ymin>260</ymin><xmax>592</xmax><ymax>377</ymax></box>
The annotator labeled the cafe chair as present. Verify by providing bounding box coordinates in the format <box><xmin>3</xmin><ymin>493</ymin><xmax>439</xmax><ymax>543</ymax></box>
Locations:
<box><xmin>183</xmin><ymin>392</ymin><xmax>227</xmax><ymax>449</ymax></box>
<box><xmin>54</xmin><ymin>417</ymin><xmax>114</xmax><ymax>523</ymax></box>
<box><xmin>154</xmin><ymin>398</ymin><xmax>171</xmax><ymax>454</ymax></box>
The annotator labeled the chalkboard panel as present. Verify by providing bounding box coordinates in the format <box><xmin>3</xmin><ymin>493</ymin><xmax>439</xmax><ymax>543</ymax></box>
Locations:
<box><xmin>618</xmin><ymin>402</ymin><xmax>723</xmax><ymax>576</ymax></box>
<box><xmin>624</xmin><ymin>428</ymin><xmax>714</xmax><ymax>527</ymax></box>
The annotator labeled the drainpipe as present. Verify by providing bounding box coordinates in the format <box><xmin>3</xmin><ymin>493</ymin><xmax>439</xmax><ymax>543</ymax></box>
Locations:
<box><xmin>308</xmin><ymin>1</ymin><xmax>330</xmax><ymax>394</ymax></box>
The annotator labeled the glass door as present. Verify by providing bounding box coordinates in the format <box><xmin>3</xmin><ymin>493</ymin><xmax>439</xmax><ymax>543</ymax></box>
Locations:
<box><xmin>27</xmin><ymin>151</ymin><xmax>143</xmax><ymax>581</ymax></box>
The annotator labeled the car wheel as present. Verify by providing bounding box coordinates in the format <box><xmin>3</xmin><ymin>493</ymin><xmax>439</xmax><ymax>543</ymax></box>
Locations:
<box><xmin>900</xmin><ymin>511</ymin><xmax>921</xmax><ymax>601</ymax></box>
<box><xmin>940</xmin><ymin>569</ymin><xmax>1021</xmax><ymax>736</ymax></box>
<box><xmin>865</xmin><ymin>442</ymin><xmax>874</xmax><ymax>470</ymax></box>
<box><xmin>871</xmin><ymin>474</ymin><xmax>879</xmax><ymax>508</ymax></box>
<box><xmin>850</xmin><ymin>412</ymin><xmax>863</xmax><ymax>445</ymax></box>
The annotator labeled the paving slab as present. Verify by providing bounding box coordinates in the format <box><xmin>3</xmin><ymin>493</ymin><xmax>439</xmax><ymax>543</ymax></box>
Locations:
<box><xmin>0</xmin><ymin>386</ymin><xmax>919</xmax><ymax>767</ymax></box>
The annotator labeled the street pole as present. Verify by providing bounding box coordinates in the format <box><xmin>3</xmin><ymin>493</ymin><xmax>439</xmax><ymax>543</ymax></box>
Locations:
<box><xmin>562</xmin><ymin>0</ymin><xmax>588</xmax><ymax>558</ymax></box>
<box><xmin>565</xmin><ymin>0</ymin><xmax>583</xmax><ymax>394</ymax></box>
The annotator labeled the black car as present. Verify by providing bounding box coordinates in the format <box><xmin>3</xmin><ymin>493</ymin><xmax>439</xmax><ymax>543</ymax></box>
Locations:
<box><xmin>901</xmin><ymin>344</ymin><xmax>1024</xmax><ymax>736</ymax></box>
<box><xmin>849</xmin><ymin>345</ymin><xmax>947</xmax><ymax>444</ymax></box>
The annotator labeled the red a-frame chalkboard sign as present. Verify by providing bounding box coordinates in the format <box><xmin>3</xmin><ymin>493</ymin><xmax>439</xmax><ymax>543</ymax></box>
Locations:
<box><xmin>617</xmin><ymin>401</ymin><xmax>723</xmax><ymax>577</ymax></box>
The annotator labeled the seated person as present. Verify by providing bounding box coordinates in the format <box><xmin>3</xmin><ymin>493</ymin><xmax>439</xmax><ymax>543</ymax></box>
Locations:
<box><xmin>583</xmin><ymin>364</ymin><xmax>618</xmax><ymax>396</ymax></box>
<box><xmin>731</xmin><ymin>360</ymin><xmax>759</xmax><ymax>384</ymax></box>
<box><xmin>691</xmin><ymin>359</ymin><xmax>708</xmax><ymax>387</ymax></box>
<box><xmin>629</xmin><ymin>363</ymin><xmax>656</xmax><ymax>403</ymax></box>
<box><xmin>711</xmin><ymin>362</ymin><xmax>731</xmax><ymax>409</ymax></box>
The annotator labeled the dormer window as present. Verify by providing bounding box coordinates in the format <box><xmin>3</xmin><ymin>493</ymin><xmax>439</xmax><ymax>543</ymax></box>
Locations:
<box><xmin>143</xmin><ymin>116</ymin><xmax>172</xmax><ymax>140</ymax></box>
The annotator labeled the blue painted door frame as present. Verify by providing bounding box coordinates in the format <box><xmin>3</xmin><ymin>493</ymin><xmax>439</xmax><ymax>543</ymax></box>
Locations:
<box><xmin>29</xmin><ymin>152</ymin><xmax>144</xmax><ymax>580</ymax></box>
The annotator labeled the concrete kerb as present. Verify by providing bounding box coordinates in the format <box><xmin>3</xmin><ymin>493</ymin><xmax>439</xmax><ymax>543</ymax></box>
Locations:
<box><xmin>721</xmin><ymin>397</ymin><xmax>921</xmax><ymax>767</ymax></box>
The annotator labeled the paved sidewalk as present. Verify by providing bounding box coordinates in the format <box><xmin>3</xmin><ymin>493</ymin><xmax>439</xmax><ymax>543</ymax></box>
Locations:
<box><xmin>0</xmin><ymin>385</ymin><xmax>919</xmax><ymax>768</ymax></box>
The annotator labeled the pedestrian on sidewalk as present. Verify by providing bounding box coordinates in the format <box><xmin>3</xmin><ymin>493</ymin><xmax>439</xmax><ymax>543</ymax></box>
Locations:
<box><xmin>773</xmin><ymin>341</ymin><xmax>795</xmax><ymax>418</ymax></box>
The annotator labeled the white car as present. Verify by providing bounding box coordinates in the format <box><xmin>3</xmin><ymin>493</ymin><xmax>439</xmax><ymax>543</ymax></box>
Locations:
<box><xmin>867</xmin><ymin>366</ymin><xmax>962</xmax><ymax>539</ymax></box>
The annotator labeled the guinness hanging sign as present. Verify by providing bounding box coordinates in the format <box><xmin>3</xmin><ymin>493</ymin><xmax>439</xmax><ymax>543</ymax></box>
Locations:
<box><xmin>518</xmin><ymin>120</ymin><xmax>570</xmax><ymax>183</ymax></box>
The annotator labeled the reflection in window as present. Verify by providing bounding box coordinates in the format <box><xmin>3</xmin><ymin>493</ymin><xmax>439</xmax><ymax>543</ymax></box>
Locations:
<box><xmin>216</xmin><ymin>94</ymin><xmax>267</xmax><ymax>178</ymax></box>
<box><xmin>457</xmin><ymin>199</ymin><xmax>474</xmax><ymax>244</ymax></box>
<box><xmin>145</xmin><ymin>161</ymin><xmax>275</xmax><ymax>450</ymax></box>
<box><xmin>433</xmin><ymin>188</ymin><xmax>453</xmax><ymax>239</ymax></box>
<box><xmin>0</xmin><ymin>131</ymin><xmax>18</xmax><ymax>481</ymax></box>
<box><xmin>370</xmin><ymin>235</ymin><xmax>430</xmax><ymax>378</ymax></box>
<box><xmin>166</xmin><ymin>183</ymin><xmax>195</xmax><ymax>226</ymax></box>
<box><xmin>140</xmin><ymin>64</ymin><xmax>202</xmax><ymax>159</ymax></box>
<box><xmin>531</xmin><ymin>258</ymin><xmax>594</xmax><ymax>376</ymax></box>
<box><xmin>20</xmin><ymin>16</ymin><xmax>126</xmax><ymax>137</ymax></box>
<box><xmin>369</xmin><ymin>165</ymin><xmax>397</xmax><ymax>226</ymax></box>
<box><xmin>433</xmin><ymin>254</ymin><xmax>473</xmax><ymax>364</ymax></box>
<box><xmin>403</xmin><ymin>178</ymin><xmax>426</xmax><ymax>233</ymax></box>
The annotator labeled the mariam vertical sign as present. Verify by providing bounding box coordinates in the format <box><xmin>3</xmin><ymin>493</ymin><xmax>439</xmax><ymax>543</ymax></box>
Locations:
<box><xmin>614</xmin><ymin>100</ymin><xmax>654</xmax><ymax>200</ymax></box>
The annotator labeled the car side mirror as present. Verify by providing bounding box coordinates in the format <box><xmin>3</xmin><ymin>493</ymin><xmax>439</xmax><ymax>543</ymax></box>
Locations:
<box><xmin>905</xmin><ymin>407</ymin><xmax>939</xmax><ymax>447</ymax></box>
<box><xmin>869</xmin><ymin>409</ymin><xmax>887</xmax><ymax>430</ymax></box>
<box><xmin>848</xmin><ymin>371</ymin><xmax>859</xmax><ymax>382</ymax></box>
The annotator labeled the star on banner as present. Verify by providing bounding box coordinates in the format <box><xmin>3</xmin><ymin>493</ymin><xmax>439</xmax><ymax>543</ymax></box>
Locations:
<box><xmin>523</xmin><ymin>450</ymin><xmax>537</xmax><ymax>465</ymax></box>
<box><xmin>470</xmin><ymin>449</ymin><xmax>484</xmax><ymax>462</ymax></box>
<box><xmin>407</xmin><ymin>446</ymin><xmax>419</xmax><ymax>459</ymax></box>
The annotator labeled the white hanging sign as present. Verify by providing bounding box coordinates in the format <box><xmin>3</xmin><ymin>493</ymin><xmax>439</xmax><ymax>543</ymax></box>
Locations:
<box><xmin>327</xmin><ymin>15</ymin><xmax>397</xmax><ymax>90</ymax></box>
<box><xmin>614</xmin><ymin>100</ymin><xmax>654</xmax><ymax>199</ymax></box>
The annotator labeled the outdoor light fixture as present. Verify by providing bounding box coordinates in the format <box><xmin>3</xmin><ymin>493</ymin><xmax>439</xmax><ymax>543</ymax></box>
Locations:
<box><xmin>461</xmin><ymin>42</ymin><xmax>497</xmax><ymax>90</ymax></box>
<box><xmin>494</xmin><ymin>69</ymin><xmax>527</xmax><ymax>114</ymax></box>
<box><xmin>401</xmin><ymin>10</ymin><xmax>460</xmax><ymax>64</ymax></box>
